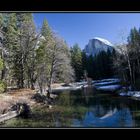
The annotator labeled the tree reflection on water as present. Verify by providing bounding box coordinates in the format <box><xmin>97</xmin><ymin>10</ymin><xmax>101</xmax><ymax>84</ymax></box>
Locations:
<box><xmin>2</xmin><ymin>87</ymin><xmax>140</xmax><ymax>127</ymax></box>
<box><xmin>55</xmin><ymin>87</ymin><xmax>140</xmax><ymax>127</ymax></box>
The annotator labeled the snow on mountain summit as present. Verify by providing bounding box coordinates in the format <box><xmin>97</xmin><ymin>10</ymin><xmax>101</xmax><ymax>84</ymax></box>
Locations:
<box><xmin>84</xmin><ymin>37</ymin><xmax>114</xmax><ymax>56</ymax></box>
<box><xmin>94</xmin><ymin>37</ymin><xmax>113</xmax><ymax>46</ymax></box>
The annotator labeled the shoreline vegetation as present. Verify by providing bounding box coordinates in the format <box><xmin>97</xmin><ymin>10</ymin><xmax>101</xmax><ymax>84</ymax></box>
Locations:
<box><xmin>0</xmin><ymin>80</ymin><xmax>140</xmax><ymax>127</ymax></box>
<box><xmin>0</xmin><ymin>78</ymin><xmax>140</xmax><ymax>124</ymax></box>
<box><xmin>0</xmin><ymin>82</ymin><xmax>89</xmax><ymax>126</ymax></box>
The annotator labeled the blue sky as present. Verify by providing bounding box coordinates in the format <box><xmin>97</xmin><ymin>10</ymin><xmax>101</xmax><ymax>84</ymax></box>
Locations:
<box><xmin>33</xmin><ymin>13</ymin><xmax>140</xmax><ymax>49</ymax></box>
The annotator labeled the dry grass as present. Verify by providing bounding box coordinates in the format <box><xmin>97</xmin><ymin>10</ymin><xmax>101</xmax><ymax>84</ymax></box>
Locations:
<box><xmin>0</xmin><ymin>84</ymin><xmax>59</xmax><ymax>115</ymax></box>
<box><xmin>0</xmin><ymin>102</ymin><xmax>11</xmax><ymax>114</ymax></box>
<box><xmin>0</xmin><ymin>88</ymin><xmax>36</xmax><ymax>115</ymax></box>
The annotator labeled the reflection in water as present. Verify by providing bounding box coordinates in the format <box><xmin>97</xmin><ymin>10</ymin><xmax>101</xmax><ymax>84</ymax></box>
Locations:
<box><xmin>100</xmin><ymin>108</ymin><xmax>117</xmax><ymax>119</ymax></box>
<box><xmin>82</xmin><ymin>86</ymin><xmax>93</xmax><ymax>104</ymax></box>
<box><xmin>2</xmin><ymin>87</ymin><xmax>140</xmax><ymax>127</ymax></box>
<box><xmin>72</xmin><ymin>107</ymin><xmax>133</xmax><ymax>127</ymax></box>
<box><xmin>55</xmin><ymin>87</ymin><xmax>140</xmax><ymax>127</ymax></box>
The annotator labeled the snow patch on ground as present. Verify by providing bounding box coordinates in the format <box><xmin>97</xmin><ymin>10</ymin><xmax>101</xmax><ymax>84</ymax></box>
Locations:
<box><xmin>119</xmin><ymin>91</ymin><xmax>140</xmax><ymax>98</ymax></box>
<box><xmin>93</xmin><ymin>78</ymin><xmax>121</xmax><ymax>92</ymax></box>
<box><xmin>52</xmin><ymin>85</ymin><xmax>83</xmax><ymax>91</ymax></box>
<box><xmin>94</xmin><ymin>78</ymin><xmax>120</xmax><ymax>83</ymax></box>
<box><xmin>94</xmin><ymin>81</ymin><xmax>119</xmax><ymax>86</ymax></box>
<box><xmin>74</xmin><ymin>82</ymin><xmax>87</xmax><ymax>86</ymax></box>
<box><xmin>96</xmin><ymin>85</ymin><xmax>121</xmax><ymax>91</ymax></box>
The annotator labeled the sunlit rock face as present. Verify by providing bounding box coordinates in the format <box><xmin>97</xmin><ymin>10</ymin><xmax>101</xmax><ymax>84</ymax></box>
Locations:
<box><xmin>84</xmin><ymin>37</ymin><xmax>114</xmax><ymax>56</ymax></box>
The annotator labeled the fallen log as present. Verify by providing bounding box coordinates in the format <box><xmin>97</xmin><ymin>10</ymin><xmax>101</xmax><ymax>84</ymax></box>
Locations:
<box><xmin>0</xmin><ymin>103</ymin><xmax>31</xmax><ymax>123</ymax></box>
<box><xmin>0</xmin><ymin>111</ymin><xmax>19</xmax><ymax>123</ymax></box>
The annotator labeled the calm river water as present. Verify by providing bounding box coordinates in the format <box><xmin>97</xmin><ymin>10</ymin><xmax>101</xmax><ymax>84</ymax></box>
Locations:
<box><xmin>1</xmin><ymin>87</ymin><xmax>140</xmax><ymax>128</ymax></box>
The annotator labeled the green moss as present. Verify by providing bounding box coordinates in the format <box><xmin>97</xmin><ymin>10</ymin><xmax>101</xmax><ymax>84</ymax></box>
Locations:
<box><xmin>0</xmin><ymin>58</ymin><xmax>3</xmax><ymax>70</ymax></box>
<box><xmin>0</xmin><ymin>81</ymin><xmax>6</xmax><ymax>93</ymax></box>
<box><xmin>0</xmin><ymin>103</ymin><xmax>89</xmax><ymax>128</ymax></box>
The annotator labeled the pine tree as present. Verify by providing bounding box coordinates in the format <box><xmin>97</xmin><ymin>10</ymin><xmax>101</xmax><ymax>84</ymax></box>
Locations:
<box><xmin>70</xmin><ymin>44</ymin><xmax>83</xmax><ymax>81</ymax></box>
<box><xmin>86</xmin><ymin>54</ymin><xmax>94</xmax><ymax>78</ymax></box>
<box><xmin>36</xmin><ymin>18</ymin><xmax>54</xmax><ymax>95</ymax></box>
<box><xmin>0</xmin><ymin>13</ymin><xmax>4</xmax><ymax>50</ymax></box>
<box><xmin>0</xmin><ymin>14</ymin><xmax>3</xmax><ymax>29</ymax></box>
<box><xmin>7</xmin><ymin>13</ymin><xmax>38</xmax><ymax>89</ymax></box>
<box><xmin>41</xmin><ymin>19</ymin><xmax>52</xmax><ymax>41</ymax></box>
<box><xmin>82</xmin><ymin>51</ymin><xmax>87</xmax><ymax>71</ymax></box>
<box><xmin>1</xmin><ymin>13</ymin><xmax>18</xmax><ymax>87</ymax></box>
<box><xmin>36</xmin><ymin>19</ymin><xmax>74</xmax><ymax>96</ymax></box>
<box><xmin>22</xmin><ymin>14</ymin><xmax>38</xmax><ymax>89</ymax></box>
<box><xmin>127</xmin><ymin>27</ymin><xmax>140</xmax><ymax>86</ymax></box>
<box><xmin>84</xmin><ymin>49</ymin><xmax>115</xmax><ymax>80</ymax></box>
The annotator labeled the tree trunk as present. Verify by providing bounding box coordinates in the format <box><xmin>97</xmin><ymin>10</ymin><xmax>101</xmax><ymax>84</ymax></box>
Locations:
<box><xmin>137</xmin><ymin>57</ymin><xmax>140</xmax><ymax>73</ymax></box>
<box><xmin>30</xmin><ymin>74</ymin><xmax>36</xmax><ymax>90</ymax></box>
<box><xmin>21</xmin><ymin>73</ymin><xmax>24</xmax><ymax>88</ymax></box>
<box><xmin>47</xmin><ymin>59</ymin><xmax>54</xmax><ymax>98</ymax></box>
<box><xmin>47</xmin><ymin>77</ymin><xmax>52</xmax><ymax>99</ymax></box>
<box><xmin>27</xmin><ymin>78</ymin><xmax>30</xmax><ymax>88</ymax></box>
<box><xmin>47</xmin><ymin>86</ymin><xmax>51</xmax><ymax>99</ymax></box>
<box><xmin>31</xmin><ymin>82</ymin><xmax>35</xmax><ymax>90</ymax></box>
<box><xmin>1</xmin><ymin>68</ymin><xmax>5</xmax><ymax>81</ymax></box>
<box><xmin>127</xmin><ymin>53</ymin><xmax>133</xmax><ymax>86</ymax></box>
<box><xmin>122</xmin><ymin>72</ymin><xmax>126</xmax><ymax>84</ymax></box>
<box><xmin>39</xmin><ymin>85</ymin><xmax>43</xmax><ymax>94</ymax></box>
<box><xmin>132</xmin><ymin>63</ymin><xmax>136</xmax><ymax>89</ymax></box>
<box><xmin>19</xmin><ymin>33</ymin><xmax>24</xmax><ymax>89</ymax></box>
<box><xmin>0</xmin><ymin>51</ymin><xmax>6</xmax><ymax>81</ymax></box>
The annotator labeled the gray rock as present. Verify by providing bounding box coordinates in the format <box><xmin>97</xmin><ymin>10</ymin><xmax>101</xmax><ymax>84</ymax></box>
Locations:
<box><xmin>84</xmin><ymin>37</ymin><xmax>114</xmax><ymax>57</ymax></box>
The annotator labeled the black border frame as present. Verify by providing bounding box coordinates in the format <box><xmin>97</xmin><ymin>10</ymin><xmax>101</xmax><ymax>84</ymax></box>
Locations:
<box><xmin>0</xmin><ymin>0</ymin><xmax>140</xmax><ymax>135</ymax></box>
<box><xmin>0</xmin><ymin>0</ymin><xmax>139</xmax><ymax>11</ymax></box>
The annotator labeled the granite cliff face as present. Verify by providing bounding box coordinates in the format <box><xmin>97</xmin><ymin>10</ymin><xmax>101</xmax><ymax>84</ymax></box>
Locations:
<box><xmin>84</xmin><ymin>37</ymin><xmax>114</xmax><ymax>56</ymax></box>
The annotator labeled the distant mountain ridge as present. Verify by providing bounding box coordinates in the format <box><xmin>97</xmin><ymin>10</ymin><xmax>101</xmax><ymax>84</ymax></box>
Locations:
<box><xmin>84</xmin><ymin>37</ymin><xmax>114</xmax><ymax>56</ymax></box>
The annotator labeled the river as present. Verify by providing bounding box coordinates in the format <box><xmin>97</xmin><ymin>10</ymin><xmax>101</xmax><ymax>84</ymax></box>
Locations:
<box><xmin>1</xmin><ymin>86</ymin><xmax>140</xmax><ymax>128</ymax></box>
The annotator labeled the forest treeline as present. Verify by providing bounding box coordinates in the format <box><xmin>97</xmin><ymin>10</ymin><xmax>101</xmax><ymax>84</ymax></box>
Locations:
<box><xmin>114</xmin><ymin>27</ymin><xmax>140</xmax><ymax>90</ymax></box>
<box><xmin>0</xmin><ymin>13</ymin><xmax>74</xmax><ymax>95</ymax></box>
<box><xmin>70</xmin><ymin>44</ymin><xmax>116</xmax><ymax>81</ymax></box>
<box><xmin>70</xmin><ymin>27</ymin><xmax>140</xmax><ymax>90</ymax></box>
<box><xmin>0</xmin><ymin>13</ymin><xmax>140</xmax><ymax>95</ymax></box>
